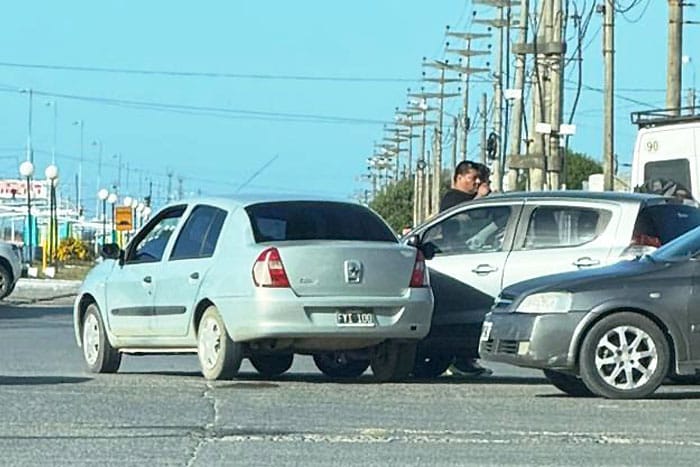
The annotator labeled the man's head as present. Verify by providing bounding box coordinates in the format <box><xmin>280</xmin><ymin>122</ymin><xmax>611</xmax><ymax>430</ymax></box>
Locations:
<box><xmin>452</xmin><ymin>160</ymin><xmax>482</xmax><ymax>194</ymax></box>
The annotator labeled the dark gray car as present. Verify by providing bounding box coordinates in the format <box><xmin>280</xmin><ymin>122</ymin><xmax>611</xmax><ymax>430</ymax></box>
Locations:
<box><xmin>480</xmin><ymin>224</ymin><xmax>700</xmax><ymax>399</ymax></box>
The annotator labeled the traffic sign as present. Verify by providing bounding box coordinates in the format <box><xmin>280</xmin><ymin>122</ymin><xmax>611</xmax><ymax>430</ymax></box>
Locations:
<box><xmin>115</xmin><ymin>206</ymin><xmax>133</xmax><ymax>231</ymax></box>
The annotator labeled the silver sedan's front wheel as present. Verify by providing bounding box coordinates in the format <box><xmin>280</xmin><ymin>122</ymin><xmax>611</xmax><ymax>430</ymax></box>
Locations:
<box><xmin>197</xmin><ymin>306</ymin><xmax>242</xmax><ymax>380</ymax></box>
<box><xmin>81</xmin><ymin>303</ymin><xmax>121</xmax><ymax>373</ymax></box>
<box><xmin>580</xmin><ymin>312</ymin><xmax>669</xmax><ymax>399</ymax></box>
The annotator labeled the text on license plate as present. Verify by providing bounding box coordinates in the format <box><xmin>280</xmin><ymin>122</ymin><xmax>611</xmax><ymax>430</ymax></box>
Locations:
<box><xmin>336</xmin><ymin>311</ymin><xmax>375</xmax><ymax>327</ymax></box>
<box><xmin>480</xmin><ymin>321</ymin><xmax>493</xmax><ymax>341</ymax></box>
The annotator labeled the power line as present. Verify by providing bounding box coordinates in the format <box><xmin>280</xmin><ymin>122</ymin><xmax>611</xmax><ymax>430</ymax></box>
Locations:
<box><xmin>0</xmin><ymin>61</ymin><xmax>420</xmax><ymax>84</ymax></box>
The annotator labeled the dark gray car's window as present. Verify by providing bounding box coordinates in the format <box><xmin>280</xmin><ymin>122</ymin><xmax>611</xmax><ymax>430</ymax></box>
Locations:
<box><xmin>246</xmin><ymin>201</ymin><xmax>397</xmax><ymax>243</ymax></box>
<box><xmin>522</xmin><ymin>206</ymin><xmax>610</xmax><ymax>249</ymax></box>
<box><xmin>634</xmin><ymin>204</ymin><xmax>700</xmax><ymax>246</ymax></box>
<box><xmin>170</xmin><ymin>205</ymin><xmax>227</xmax><ymax>260</ymax></box>
<box><xmin>127</xmin><ymin>206</ymin><xmax>186</xmax><ymax>263</ymax></box>
<box><xmin>422</xmin><ymin>206</ymin><xmax>511</xmax><ymax>256</ymax></box>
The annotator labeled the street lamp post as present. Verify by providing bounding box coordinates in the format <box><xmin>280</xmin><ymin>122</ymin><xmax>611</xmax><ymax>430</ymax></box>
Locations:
<box><xmin>107</xmin><ymin>193</ymin><xmax>118</xmax><ymax>244</ymax></box>
<box><xmin>19</xmin><ymin>88</ymin><xmax>34</xmax><ymax>164</ymax></box>
<box><xmin>98</xmin><ymin>189</ymin><xmax>109</xmax><ymax>247</ymax></box>
<box><xmin>19</xmin><ymin>161</ymin><xmax>35</xmax><ymax>263</ymax></box>
<box><xmin>73</xmin><ymin>120</ymin><xmax>84</xmax><ymax>214</ymax></box>
<box><xmin>92</xmin><ymin>140</ymin><xmax>103</xmax><ymax>217</ymax></box>
<box><xmin>45</xmin><ymin>165</ymin><xmax>59</xmax><ymax>265</ymax></box>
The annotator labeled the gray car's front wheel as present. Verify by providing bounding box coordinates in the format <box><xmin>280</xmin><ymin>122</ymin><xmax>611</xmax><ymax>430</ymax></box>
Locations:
<box><xmin>197</xmin><ymin>306</ymin><xmax>243</xmax><ymax>380</ymax></box>
<box><xmin>82</xmin><ymin>304</ymin><xmax>121</xmax><ymax>373</ymax></box>
<box><xmin>579</xmin><ymin>312</ymin><xmax>669</xmax><ymax>399</ymax></box>
<box><xmin>0</xmin><ymin>264</ymin><xmax>12</xmax><ymax>300</ymax></box>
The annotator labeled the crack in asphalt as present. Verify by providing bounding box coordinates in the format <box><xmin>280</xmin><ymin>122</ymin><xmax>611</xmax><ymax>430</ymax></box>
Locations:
<box><xmin>185</xmin><ymin>382</ymin><xmax>218</xmax><ymax>467</ymax></box>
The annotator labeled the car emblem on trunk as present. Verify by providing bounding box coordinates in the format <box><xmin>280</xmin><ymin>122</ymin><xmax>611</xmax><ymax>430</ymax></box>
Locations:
<box><xmin>344</xmin><ymin>260</ymin><xmax>363</xmax><ymax>283</ymax></box>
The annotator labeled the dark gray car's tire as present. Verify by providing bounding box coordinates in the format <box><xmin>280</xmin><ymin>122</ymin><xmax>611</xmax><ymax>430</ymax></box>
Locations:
<box><xmin>371</xmin><ymin>341</ymin><xmax>417</xmax><ymax>382</ymax></box>
<box><xmin>250</xmin><ymin>353</ymin><xmax>294</xmax><ymax>377</ymax></box>
<box><xmin>0</xmin><ymin>264</ymin><xmax>13</xmax><ymax>299</ymax></box>
<box><xmin>197</xmin><ymin>306</ymin><xmax>243</xmax><ymax>380</ymax></box>
<box><xmin>543</xmin><ymin>369</ymin><xmax>595</xmax><ymax>397</ymax></box>
<box><xmin>313</xmin><ymin>352</ymin><xmax>370</xmax><ymax>378</ymax></box>
<box><xmin>413</xmin><ymin>353</ymin><xmax>452</xmax><ymax>378</ymax></box>
<box><xmin>579</xmin><ymin>312</ymin><xmax>669</xmax><ymax>399</ymax></box>
<box><xmin>82</xmin><ymin>303</ymin><xmax>121</xmax><ymax>373</ymax></box>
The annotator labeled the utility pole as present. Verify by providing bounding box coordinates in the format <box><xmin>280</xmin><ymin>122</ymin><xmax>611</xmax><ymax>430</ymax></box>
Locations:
<box><xmin>451</xmin><ymin>116</ymin><xmax>459</xmax><ymax>168</ymax></box>
<box><xmin>167</xmin><ymin>170</ymin><xmax>174</xmax><ymax>203</ymax></box>
<box><xmin>421</xmin><ymin>60</ymin><xmax>461</xmax><ymax>215</ymax></box>
<box><xmin>178</xmin><ymin>176</ymin><xmax>184</xmax><ymax>200</ymax></box>
<box><xmin>408</xmin><ymin>90</ymin><xmax>441</xmax><ymax>218</ymax></box>
<box><xmin>395</xmin><ymin>108</ymin><xmax>421</xmax><ymax>178</ymax></box>
<box><xmin>407</xmin><ymin>98</ymin><xmax>436</xmax><ymax>225</ymax></box>
<box><xmin>481</xmin><ymin>93</ymin><xmax>489</xmax><ymax>163</ymax></box>
<box><xmin>602</xmin><ymin>0</ymin><xmax>615</xmax><ymax>190</ymax></box>
<box><xmin>529</xmin><ymin>0</ymin><xmax>548</xmax><ymax>190</ymax></box>
<box><xmin>507</xmin><ymin>0</ymin><xmax>530</xmax><ymax>191</ymax></box>
<box><xmin>445</xmin><ymin>29</ymin><xmax>491</xmax><ymax>161</ymax></box>
<box><xmin>547</xmin><ymin>0</ymin><xmax>565</xmax><ymax>190</ymax></box>
<box><xmin>668</xmin><ymin>0</ymin><xmax>684</xmax><ymax>114</ymax></box>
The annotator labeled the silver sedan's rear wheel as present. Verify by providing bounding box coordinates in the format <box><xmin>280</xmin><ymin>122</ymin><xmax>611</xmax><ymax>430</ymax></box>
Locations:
<box><xmin>371</xmin><ymin>341</ymin><xmax>417</xmax><ymax>382</ymax></box>
<box><xmin>250</xmin><ymin>353</ymin><xmax>294</xmax><ymax>377</ymax></box>
<box><xmin>313</xmin><ymin>352</ymin><xmax>370</xmax><ymax>378</ymax></box>
<box><xmin>197</xmin><ymin>306</ymin><xmax>242</xmax><ymax>380</ymax></box>
<box><xmin>82</xmin><ymin>303</ymin><xmax>121</xmax><ymax>373</ymax></box>
<box><xmin>579</xmin><ymin>312</ymin><xmax>669</xmax><ymax>399</ymax></box>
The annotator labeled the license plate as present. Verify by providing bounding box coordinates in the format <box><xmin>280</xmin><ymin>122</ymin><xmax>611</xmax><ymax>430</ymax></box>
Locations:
<box><xmin>480</xmin><ymin>321</ymin><xmax>493</xmax><ymax>342</ymax></box>
<box><xmin>336</xmin><ymin>311</ymin><xmax>375</xmax><ymax>327</ymax></box>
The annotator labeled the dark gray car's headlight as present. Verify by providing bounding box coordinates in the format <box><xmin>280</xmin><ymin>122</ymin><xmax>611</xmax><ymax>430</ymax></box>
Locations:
<box><xmin>517</xmin><ymin>292</ymin><xmax>572</xmax><ymax>314</ymax></box>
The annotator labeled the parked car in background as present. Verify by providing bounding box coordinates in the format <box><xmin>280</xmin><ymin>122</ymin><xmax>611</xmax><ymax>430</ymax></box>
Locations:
<box><xmin>73</xmin><ymin>195</ymin><xmax>433</xmax><ymax>381</ymax></box>
<box><xmin>406</xmin><ymin>191</ymin><xmax>700</xmax><ymax>378</ymax></box>
<box><xmin>0</xmin><ymin>241</ymin><xmax>23</xmax><ymax>299</ymax></box>
<box><xmin>480</xmin><ymin>223</ymin><xmax>700</xmax><ymax>399</ymax></box>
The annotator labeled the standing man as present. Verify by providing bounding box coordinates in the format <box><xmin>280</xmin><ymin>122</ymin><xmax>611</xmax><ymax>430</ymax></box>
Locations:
<box><xmin>438</xmin><ymin>160</ymin><xmax>493</xmax><ymax>377</ymax></box>
<box><xmin>439</xmin><ymin>160</ymin><xmax>490</xmax><ymax>211</ymax></box>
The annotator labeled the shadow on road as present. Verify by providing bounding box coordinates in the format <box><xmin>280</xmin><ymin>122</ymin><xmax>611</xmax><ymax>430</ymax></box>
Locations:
<box><xmin>0</xmin><ymin>375</ymin><xmax>92</xmax><ymax>386</ymax></box>
<box><xmin>0</xmin><ymin>305</ymin><xmax>72</xmax><ymax>320</ymax></box>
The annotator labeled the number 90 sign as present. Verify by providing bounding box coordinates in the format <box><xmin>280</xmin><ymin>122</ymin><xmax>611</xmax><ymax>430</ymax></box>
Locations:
<box><xmin>645</xmin><ymin>140</ymin><xmax>659</xmax><ymax>152</ymax></box>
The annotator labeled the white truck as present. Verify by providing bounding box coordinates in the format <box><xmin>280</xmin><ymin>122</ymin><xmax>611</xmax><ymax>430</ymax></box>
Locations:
<box><xmin>631</xmin><ymin>108</ymin><xmax>700</xmax><ymax>200</ymax></box>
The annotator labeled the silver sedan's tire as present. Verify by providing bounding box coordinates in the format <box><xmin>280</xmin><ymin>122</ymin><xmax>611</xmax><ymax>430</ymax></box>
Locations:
<box><xmin>371</xmin><ymin>341</ymin><xmax>417</xmax><ymax>382</ymax></box>
<box><xmin>579</xmin><ymin>312</ymin><xmax>669</xmax><ymax>399</ymax></box>
<box><xmin>82</xmin><ymin>303</ymin><xmax>121</xmax><ymax>373</ymax></box>
<box><xmin>197</xmin><ymin>306</ymin><xmax>243</xmax><ymax>380</ymax></box>
<box><xmin>313</xmin><ymin>352</ymin><xmax>370</xmax><ymax>378</ymax></box>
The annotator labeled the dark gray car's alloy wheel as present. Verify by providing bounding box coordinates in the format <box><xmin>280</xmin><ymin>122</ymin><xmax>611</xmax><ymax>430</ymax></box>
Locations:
<box><xmin>250</xmin><ymin>353</ymin><xmax>294</xmax><ymax>377</ymax></box>
<box><xmin>543</xmin><ymin>369</ymin><xmax>595</xmax><ymax>397</ymax></box>
<box><xmin>313</xmin><ymin>352</ymin><xmax>370</xmax><ymax>378</ymax></box>
<box><xmin>579</xmin><ymin>312</ymin><xmax>669</xmax><ymax>399</ymax></box>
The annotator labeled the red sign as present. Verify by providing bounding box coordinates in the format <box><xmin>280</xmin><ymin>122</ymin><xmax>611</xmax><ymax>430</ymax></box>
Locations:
<box><xmin>0</xmin><ymin>179</ymin><xmax>47</xmax><ymax>199</ymax></box>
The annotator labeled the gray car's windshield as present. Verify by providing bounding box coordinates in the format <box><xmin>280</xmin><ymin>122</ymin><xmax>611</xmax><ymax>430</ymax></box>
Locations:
<box><xmin>649</xmin><ymin>225</ymin><xmax>700</xmax><ymax>262</ymax></box>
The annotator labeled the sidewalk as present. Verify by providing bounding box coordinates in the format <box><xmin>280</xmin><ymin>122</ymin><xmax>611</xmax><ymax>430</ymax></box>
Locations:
<box><xmin>6</xmin><ymin>278</ymin><xmax>82</xmax><ymax>304</ymax></box>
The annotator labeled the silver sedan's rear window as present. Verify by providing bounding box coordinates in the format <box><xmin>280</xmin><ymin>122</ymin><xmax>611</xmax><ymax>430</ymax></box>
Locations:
<box><xmin>245</xmin><ymin>201</ymin><xmax>397</xmax><ymax>243</ymax></box>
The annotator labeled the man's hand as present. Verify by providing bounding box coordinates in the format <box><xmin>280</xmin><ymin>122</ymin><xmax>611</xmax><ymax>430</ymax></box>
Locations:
<box><xmin>474</xmin><ymin>182</ymin><xmax>491</xmax><ymax>199</ymax></box>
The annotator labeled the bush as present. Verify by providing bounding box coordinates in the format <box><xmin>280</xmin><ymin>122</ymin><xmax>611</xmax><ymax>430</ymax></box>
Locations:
<box><xmin>57</xmin><ymin>237</ymin><xmax>92</xmax><ymax>262</ymax></box>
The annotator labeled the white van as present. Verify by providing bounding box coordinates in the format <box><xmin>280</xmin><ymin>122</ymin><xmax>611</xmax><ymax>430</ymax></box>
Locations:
<box><xmin>630</xmin><ymin>109</ymin><xmax>700</xmax><ymax>200</ymax></box>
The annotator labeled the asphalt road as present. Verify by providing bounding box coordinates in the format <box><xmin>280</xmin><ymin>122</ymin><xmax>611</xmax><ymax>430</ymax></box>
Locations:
<box><xmin>3</xmin><ymin>298</ymin><xmax>700</xmax><ymax>466</ymax></box>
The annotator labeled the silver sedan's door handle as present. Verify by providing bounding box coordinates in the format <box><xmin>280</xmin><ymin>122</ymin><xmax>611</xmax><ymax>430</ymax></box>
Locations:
<box><xmin>573</xmin><ymin>257</ymin><xmax>600</xmax><ymax>268</ymax></box>
<box><xmin>471</xmin><ymin>264</ymin><xmax>499</xmax><ymax>275</ymax></box>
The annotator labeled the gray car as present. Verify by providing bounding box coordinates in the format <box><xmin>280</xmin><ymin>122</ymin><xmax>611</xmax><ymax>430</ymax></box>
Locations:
<box><xmin>0</xmin><ymin>241</ymin><xmax>23</xmax><ymax>299</ymax></box>
<box><xmin>480</xmin><ymin>224</ymin><xmax>700</xmax><ymax>399</ymax></box>
<box><xmin>73</xmin><ymin>195</ymin><xmax>433</xmax><ymax>381</ymax></box>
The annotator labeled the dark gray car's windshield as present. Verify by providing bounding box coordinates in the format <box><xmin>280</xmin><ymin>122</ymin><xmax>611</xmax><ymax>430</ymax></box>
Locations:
<box><xmin>650</xmin><ymin>225</ymin><xmax>700</xmax><ymax>262</ymax></box>
<box><xmin>246</xmin><ymin>201</ymin><xmax>397</xmax><ymax>243</ymax></box>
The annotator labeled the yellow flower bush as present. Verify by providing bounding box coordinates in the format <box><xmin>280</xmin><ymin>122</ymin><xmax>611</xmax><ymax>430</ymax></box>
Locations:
<box><xmin>56</xmin><ymin>237</ymin><xmax>92</xmax><ymax>262</ymax></box>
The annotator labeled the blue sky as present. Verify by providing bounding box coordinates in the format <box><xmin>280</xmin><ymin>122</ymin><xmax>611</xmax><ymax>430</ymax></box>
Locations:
<box><xmin>0</xmin><ymin>1</ymin><xmax>696</xmax><ymax>214</ymax></box>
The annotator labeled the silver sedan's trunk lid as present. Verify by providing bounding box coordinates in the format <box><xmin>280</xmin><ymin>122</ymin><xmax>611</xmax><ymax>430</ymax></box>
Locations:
<box><xmin>277</xmin><ymin>241</ymin><xmax>417</xmax><ymax>297</ymax></box>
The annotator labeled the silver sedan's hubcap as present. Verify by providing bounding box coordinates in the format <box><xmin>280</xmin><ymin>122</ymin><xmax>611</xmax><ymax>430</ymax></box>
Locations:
<box><xmin>595</xmin><ymin>325</ymin><xmax>658</xmax><ymax>390</ymax></box>
<box><xmin>198</xmin><ymin>316</ymin><xmax>222</xmax><ymax>371</ymax></box>
<box><xmin>83</xmin><ymin>313</ymin><xmax>100</xmax><ymax>366</ymax></box>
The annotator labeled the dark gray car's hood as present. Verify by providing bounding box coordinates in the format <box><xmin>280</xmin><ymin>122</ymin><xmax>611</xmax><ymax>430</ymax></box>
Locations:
<box><xmin>502</xmin><ymin>259</ymin><xmax>664</xmax><ymax>298</ymax></box>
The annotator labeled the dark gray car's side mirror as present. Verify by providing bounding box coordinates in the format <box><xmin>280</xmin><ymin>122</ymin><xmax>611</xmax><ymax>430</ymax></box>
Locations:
<box><xmin>101</xmin><ymin>243</ymin><xmax>124</xmax><ymax>264</ymax></box>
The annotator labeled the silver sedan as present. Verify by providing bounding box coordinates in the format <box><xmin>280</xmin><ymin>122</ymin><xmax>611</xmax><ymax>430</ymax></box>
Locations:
<box><xmin>74</xmin><ymin>195</ymin><xmax>433</xmax><ymax>381</ymax></box>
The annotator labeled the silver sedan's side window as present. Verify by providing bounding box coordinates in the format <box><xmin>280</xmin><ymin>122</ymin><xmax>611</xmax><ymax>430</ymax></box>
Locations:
<box><xmin>170</xmin><ymin>205</ymin><xmax>227</xmax><ymax>260</ymax></box>
<box><xmin>523</xmin><ymin>206</ymin><xmax>611</xmax><ymax>249</ymax></box>
<box><xmin>422</xmin><ymin>206</ymin><xmax>512</xmax><ymax>256</ymax></box>
<box><xmin>126</xmin><ymin>206</ymin><xmax>186</xmax><ymax>263</ymax></box>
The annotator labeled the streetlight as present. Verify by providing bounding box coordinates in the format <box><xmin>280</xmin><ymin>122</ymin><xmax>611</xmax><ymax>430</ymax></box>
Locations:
<box><xmin>73</xmin><ymin>120</ymin><xmax>84</xmax><ymax>215</ymax></box>
<box><xmin>45</xmin><ymin>164</ymin><xmax>59</xmax><ymax>265</ymax></box>
<box><xmin>19</xmin><ymin>88</ymin><xmax>33</xmax><ymax>164</ymax></box>
<box><xmin>92</xmin><ymin>140</ymin><xmax>103</xmax><ymax>217</ymax></box>
<box><xmin>98</xmin><ymin>188</ymin><xmax>109</xmax><ymax>247</ymax></box>
<box><xmin>45</xmin><ymin>101</ymin><xmax>58</xmax><ymax>164</ymax></box>
<box><xmin>19</xmin><ymin>161</ymin><xmax>35</xmax><ymax>263</ymax></box>
<box><xmin>107</xmin><ymin>192</ymin><xmax>118</xmax><ymax>243</ymax></box>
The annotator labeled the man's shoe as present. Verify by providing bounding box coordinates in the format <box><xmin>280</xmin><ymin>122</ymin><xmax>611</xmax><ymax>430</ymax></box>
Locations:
<box><xmin>449</xmin><ymin>359</ymin><xmax>493</xmax><ymax>377</ymax></box>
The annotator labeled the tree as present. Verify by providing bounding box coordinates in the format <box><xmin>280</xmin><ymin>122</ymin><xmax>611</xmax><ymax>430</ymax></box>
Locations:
<box><xmin>565</xmin><ymin>149</ymin><xmax>603</xmax><ymax>189</ymax></box>
<box><xmin>369</xmin><ymin>178</ymin><xmax>414</xmax><ymax>233</ymax></box>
